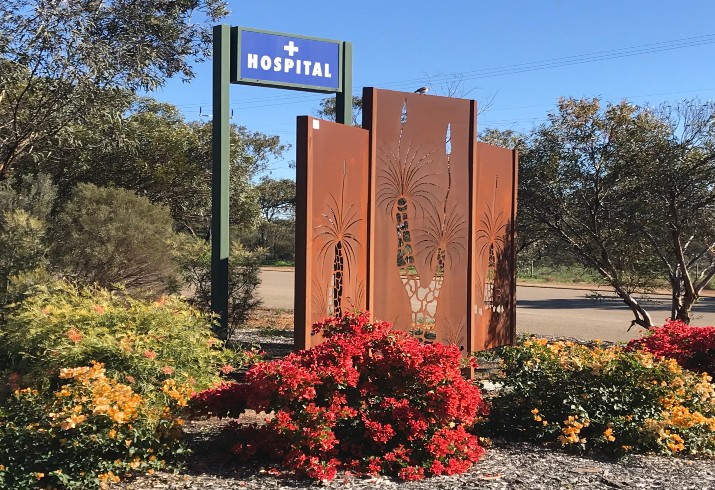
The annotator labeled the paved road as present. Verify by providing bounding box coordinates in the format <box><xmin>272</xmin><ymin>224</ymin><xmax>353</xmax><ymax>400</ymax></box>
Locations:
<box><xmin>258</xmin><ymin>268</ymin><xmax>715</xmax><ymax>343</ymax></box>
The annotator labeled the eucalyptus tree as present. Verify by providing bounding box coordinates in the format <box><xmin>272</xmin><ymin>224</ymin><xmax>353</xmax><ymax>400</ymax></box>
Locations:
<box><xmin>525</xmin><ymin>97</ymin><xmax>715</xmax><ymax>328</ymax></box>
<box><xmin>0</xmin><ymin>0</ymin><xmax>228</xmax><ymax>180</ymax></box>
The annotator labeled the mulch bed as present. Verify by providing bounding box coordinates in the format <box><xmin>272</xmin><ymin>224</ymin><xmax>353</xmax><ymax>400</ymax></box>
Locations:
<box><xmin>112</xmin><ymin>315</ymin><xmax>715</xmax><ymax>489</ymax></box>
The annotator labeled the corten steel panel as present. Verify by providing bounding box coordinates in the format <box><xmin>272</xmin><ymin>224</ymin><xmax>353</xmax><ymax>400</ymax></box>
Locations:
<box><xmin>363</xmin><ymin>88</ymin><xmax>474</xmax><ymax>352</ymax></box>
<box><xmin>472</xmin><ymin>142</ymin><xmax>518</xmax><ymax>350</ymax></box>
<box><xmin>294</xmin><ymin>116</ymin><xmax>369</xmax><ymax>350</ymax></box>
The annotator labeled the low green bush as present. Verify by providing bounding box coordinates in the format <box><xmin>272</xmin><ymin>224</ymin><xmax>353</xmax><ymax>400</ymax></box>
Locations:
<box><xmin>177</xmin><ymin>237</ymin><xmax>264</xmax><ymax>343</ymax></box>
<box><xmin>0</xmin><ymin>210</ymin><xmax>47</xmax><ymax>308</ymax></box>
<box><xmin>49</xmin><ymin>183</ymin><xmax>180</xmax><ymax>295</ymax></box>
<box><xmin>0</xmin><ymin>362</ymin><xmax>190</xmax><ymax>489</ymax></box>
<box><xmin>0</xmin><ymin>280</ymin><xmax>248</xmax><ymax>399</ymax></box>
<box><xmin>483</xmin><ymin>337</ymin><xmax>715</xmax><ymax>457</ymax></box>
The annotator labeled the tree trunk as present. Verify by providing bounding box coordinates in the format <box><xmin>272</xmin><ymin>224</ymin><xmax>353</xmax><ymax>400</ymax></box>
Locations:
<box><xmin>612</xmin><ymin>284</ymin><xmax>654</xmax><ymax>330</ymax></box>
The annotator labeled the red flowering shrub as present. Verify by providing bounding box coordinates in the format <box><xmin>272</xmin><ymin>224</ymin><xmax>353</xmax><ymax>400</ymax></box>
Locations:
<box><xmin>627</xmin><ymin>321</ymin><xmax>715</xmax><ymax>373</ymax></box>
<box><xmin>190</xmin><ymin>312</ymin><xmax>487</xmax><ymax>481</ymax></box>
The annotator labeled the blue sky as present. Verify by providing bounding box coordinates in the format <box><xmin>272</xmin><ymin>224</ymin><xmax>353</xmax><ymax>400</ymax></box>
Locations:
<box><xmin>153</xmin><ymin>0</ymin><xmax>715</xmax><ymax>179</ymax></box>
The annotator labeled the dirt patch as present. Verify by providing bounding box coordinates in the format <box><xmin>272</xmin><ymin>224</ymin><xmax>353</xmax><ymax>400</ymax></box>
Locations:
<box><xmin>243</xmin><ymin>307</ymin><xmax>294</xmax><ymax>331</ymax></box>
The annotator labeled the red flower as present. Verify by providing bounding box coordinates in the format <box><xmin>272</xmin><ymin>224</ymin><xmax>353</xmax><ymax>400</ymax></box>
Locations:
<box><xmin>66</xmin><ymin>328</ymin><xmax>82</xmax><ymax>343</ymax></box>
<box><xmin>190</xmin><ymin>312</ymin><xmax>486</xmax><ymax>481</ymax></box>
<box><xmin>627</xmin><ymin>320</ymin><xmax>715</xmax><ymax>373</ymax></box>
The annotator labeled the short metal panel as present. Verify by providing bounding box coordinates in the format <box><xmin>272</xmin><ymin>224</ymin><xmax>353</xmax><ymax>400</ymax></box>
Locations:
<box><xmin>472</xmin><ymin>142</ymin><xmax>518</xmax><ymax>350</ymax></box>
<box><xmin>294</xmin><ymin>117</ymin><xmax>369</xmax><ymax>349</ymax></box>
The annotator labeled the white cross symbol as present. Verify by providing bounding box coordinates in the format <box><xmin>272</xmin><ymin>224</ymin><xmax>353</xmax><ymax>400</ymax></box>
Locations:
<box><xmin>283</xmin><ymin>41</ymin><xmax>299</xmax><ymax>57</ymax></box>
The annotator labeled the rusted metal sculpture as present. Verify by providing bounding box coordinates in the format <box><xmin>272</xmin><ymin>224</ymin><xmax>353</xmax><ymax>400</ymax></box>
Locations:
<box><xmin>294</xmin><ymin>117</ymin><xmax>369</xmax><ymax>349</ymax></box>
<box><xmin>363</xmin><ymin>88</ymin><xmax>475</xmax><ymax>352</ymax></box>
<box><xmin>295</xmin><ymin>89</ymin><xmax>517</xmax><ymax>353</ymax></box>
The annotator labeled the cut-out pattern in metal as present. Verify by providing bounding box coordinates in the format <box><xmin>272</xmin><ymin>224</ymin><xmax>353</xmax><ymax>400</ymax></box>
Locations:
<box><xmin>369</xmin><ymin>91</ymin><xmax>470</xmax><ymax>349</ymax></box>
<box><xmin>476</xmin><ymin>176</ymin><xmax>507</xmax><ymax>314</ymax></box>
<box><xmin>472</xmin><ymin>142</ymin><xmax>518</xmax><ymax>351</ymax></box>
<box><xmin>297</xmin><ymin>91</ymin><xmax>517</xmax><ymax>354</ymax></box>
<box><xmin>295</xmin><ymin>117</ymin><xmax>369</xmax><ymax>350</ymax></box>
<box><xmin>315</xmin><ymin>161</ymin><xmax>362</xmax><ymax>318</ymax></box>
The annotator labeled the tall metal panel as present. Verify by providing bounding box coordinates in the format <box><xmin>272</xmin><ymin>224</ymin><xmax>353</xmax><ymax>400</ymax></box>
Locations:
<box><xmin>295</xmin><ymin>116</ymin><xmax>370</xmax><ymax>349</ymax></box>
<box><xmin>364</xmin><ymin>88</ymin><xmax>473</xmax><ymax>352</ymax></box>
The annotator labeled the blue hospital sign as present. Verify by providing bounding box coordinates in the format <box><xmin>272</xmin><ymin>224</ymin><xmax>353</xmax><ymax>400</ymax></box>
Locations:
<box><xmin>232</xmin><ymin>28</ymin><xmax>342</xmax><ymax>92</ymax></box>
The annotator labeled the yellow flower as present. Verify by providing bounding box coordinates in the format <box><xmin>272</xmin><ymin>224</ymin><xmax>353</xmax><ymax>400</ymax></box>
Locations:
<box><xmin>36</xmin><ymin>473</ymin><xmax>45</xmax><ymax>480</ymax></box>
<box><xmin>531</xmin><ymin>408</ymin><xmax>539</xmax><ymax>414</ymax></box>
<box><xmin>603</xmin><ymin>427</ymin><xmax>616</xmax><ymax>442</ymax></box>
<box><xmin>60</xmin><ymin>414</ymin><xmax>86</xmax><ymax>430</ymax></box>
<box><xmin>667</xmin><ymin>433</ymin><xmax>685</xmax><ymax>453</ymax></box>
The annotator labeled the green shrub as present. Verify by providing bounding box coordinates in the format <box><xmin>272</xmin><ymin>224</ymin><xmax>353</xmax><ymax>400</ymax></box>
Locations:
<box><xmin>483</xmin><ymin>337</ymin><xmax>715</xmax><ymax>457</ymax></box>
<box><xmin>0</xmin><ymin>362</ymin><xmax>190</xmax><ymax>489</ymax></box>
<box><xmin>177</xmin><ymin>236</ymin><xmax>264</xmax><ymax>343</ymax></box>
<box><xmin>0</xmin><ymin>210</ymin><xmax>47</xmax><ymax>307</ymax></box>
<box><xmin>0</xmin><ymin>174</ymin><xmax>56</xmax><ymax>308</ymax></box>
<box><xmin>49</xmin><ymin>184</ymin><xmax>179</xmax><ymax>295</ymax></box>
<box><xmin>0</xmin><ymin>280</ymin><xmax>245</xmax><ymax>399</ymax></box>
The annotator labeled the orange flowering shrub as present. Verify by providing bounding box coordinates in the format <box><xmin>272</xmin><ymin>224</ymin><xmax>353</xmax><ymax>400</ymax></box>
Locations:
<box><xmin>483</xmin><ymin>337</ymin><xmax>715</xmax><ymax>457</ymax></box>
<box><xmin>0</xmin><ymin>363</ymin><xmax>190</xmax><ymax>489</ymax></box>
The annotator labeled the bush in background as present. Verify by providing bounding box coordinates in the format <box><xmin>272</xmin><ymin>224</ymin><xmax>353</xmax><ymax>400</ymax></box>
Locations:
<box><xmin>49</xmin><ymin>183</ymin><xmax>179</xmax><ymax>295</ymax></box>
<box><xmin>484</xmin><ymin>337</ymin><xmax>715</xmax><ymax>457</ymax></box>
<box><xmin>0</xmin><ymin>362</ymin><xmax>190</xmax><ymax>489</ymax></box>
<box><xmin>192</xmin><ymin>313</ymin><xmax>487</xmax><ymax>481</ymax></box>
<box><xmin>177</xmin><ymin>236</ymin><xmax>264</xmax><ymax>343</ymax></box>
<box><xmin>627</xmin><ymin>321</ymin><xmax>715</xmax><ymax>374</ymax></box>
<box><xmin>0</xmin><ymin>210</ymin><xmax>47</xmax><ymax>307</ymax></box>
<box><xmin>0</xmin><ymin>280</ymin><xmax>245</xmax><ymax>399</ymax></box>
<box><xmin>0</xmin><ymin>174</ymin><xmax>56</xmax><ymax>308</ymax></box>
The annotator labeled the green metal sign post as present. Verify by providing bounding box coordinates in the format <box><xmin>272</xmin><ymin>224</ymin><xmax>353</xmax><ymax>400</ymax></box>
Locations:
<box><xmin>211</xmin><ymin>24</ymin><xmax>352</xmax><ymax>332</ymax></box>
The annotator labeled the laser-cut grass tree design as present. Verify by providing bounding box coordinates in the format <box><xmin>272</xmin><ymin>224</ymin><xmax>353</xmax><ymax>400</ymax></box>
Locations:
<box><xmin>377</xmin><ymin>103</ymin><xmax>465</xmax><ymax>344</ymax></box>
<box><xmin>475</xmin><ymin>175</ymin><xmax>507</xmax><ymax>315</ymax></box>
<box><xmin>314</xmin><ymin>161</ymin><xmax>362</xmax><ymax>318</ymax></box>
<box><xmin>413</xmin><ymin>124</ymin><xmax>467</xmax><ymax>343</ymax></box>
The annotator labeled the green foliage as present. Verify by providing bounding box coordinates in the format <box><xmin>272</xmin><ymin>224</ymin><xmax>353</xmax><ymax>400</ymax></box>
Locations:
<box><xmin>0</xmin><ymin>281</ymin><xmax>237</xmax><ymax>398</ymax></box>
<box><xmin>0</xmin><ymin>363</ymin><xmax>190</xmax><ymax>489</ymax></box>
<box><xmin>177</xmin><ymin>237</ymin><xmax>265</xmax><ymax>343</ymax></box>
<box><xmin>256</xmin><ymin>177</ymin><xmax>295</xmax><ymax>221</ymax></box>
<box><xmin>49</xmin><ymin>183</ymin><xmax>179</xmax><ymax>295</ymax></box>
<box><xmin>0</xmin><ymin>173</ymin><xmax>57</xmax><ymax>218</ymax></box>
<box><xmin>240</xmin><ymin>219</ymin><xmax>296</xmax><ymax>264</ymax></box>
<box><xmin>316</xmin><ymin>95</ymin><xmax>364</xmax><ymax>126</ymax></box>
<box><xmin>0</xmin><ymin>210</ymin><xmax>46</xmax><ymax>307</ymax></box>
<box><xmin>0</xmin><ymin>0</ymin><xmax>228</xmax><ymax>179</ymax></box>
<box><xmin>483</xmin><ymin>337</ymin><xmax>715</xmax><ymax>457</ymax></box>
<box><xmin>507</xmin><ymin>97</ymin><xmax>715</xmax><ymax>327</ymax></box>
<box><xmin>0</xmin><ymin>174</ymin><xmax>56</xmax><ymax>307</ymax></box>
<box><xmin>27</xmin><ymin>100</ymin><xmax>286</xmax><ymax>239</ymax></box>
<box><xmin>516</xmin><ymin>262</ymin><xmax>601</xmax><ymax>285</ymax></box>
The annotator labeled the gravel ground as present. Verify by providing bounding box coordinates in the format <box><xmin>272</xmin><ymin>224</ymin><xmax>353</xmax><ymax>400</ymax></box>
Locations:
<box><xmin>113</xmin><ymin>427</ymin><xmax>715</xmax><ymax>490</ymax></box>
<box><xmin>112</xmin><ymin>328</ymin><xmax>715</xmax><ymax>490</ymax></box>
